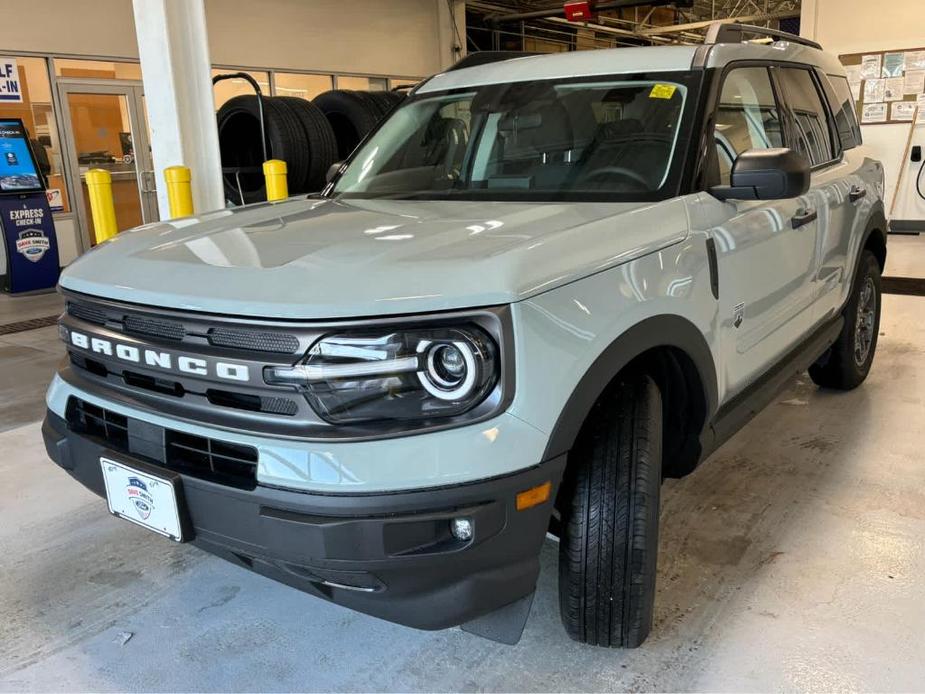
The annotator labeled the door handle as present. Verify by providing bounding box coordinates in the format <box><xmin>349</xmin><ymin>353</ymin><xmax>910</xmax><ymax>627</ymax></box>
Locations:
<box><xmin>791</xmin><ymin>208</ymin><xmax>817</xmax><ymax>229</ymax></box>
<box><xmin>849</xmin><ymin>186</ymin><xmax>867</xmax><ymax>203</ymax></box>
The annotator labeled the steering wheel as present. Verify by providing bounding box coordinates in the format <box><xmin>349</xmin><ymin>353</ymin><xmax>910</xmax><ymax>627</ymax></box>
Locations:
<box><xmin>578</xmin><ymin>166</ymin><xmax>650</xmax><ymax>191</ymax></box>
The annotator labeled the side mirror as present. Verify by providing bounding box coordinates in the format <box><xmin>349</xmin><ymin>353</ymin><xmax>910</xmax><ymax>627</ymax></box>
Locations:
<box><xmin>326</xmin><ymin>161</ymin><xmax>345</xmax><ymax>184</ymax></box>
<box><xmin>711</xmin><ymin>148</ymin><xmax>810</xmax><ymax>201</ymax></box>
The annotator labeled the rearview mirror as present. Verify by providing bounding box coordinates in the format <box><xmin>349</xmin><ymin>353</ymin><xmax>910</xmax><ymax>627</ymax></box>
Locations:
<box><xmin>711</xmin><ymin>148</ymin><xmax>810</xmax><ymax>201</ymax></box>
<box><xmin>326</xmin><ymin>161</ymin><xmax>345</xmax><ymax>184</ymax></box>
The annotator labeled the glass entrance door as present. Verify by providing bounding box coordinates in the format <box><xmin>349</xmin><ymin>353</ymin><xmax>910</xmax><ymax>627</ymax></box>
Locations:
<box><xmin>57</xmin><ymin>81</ymin><xmax>158</xmax><ymax>248</ymax></box>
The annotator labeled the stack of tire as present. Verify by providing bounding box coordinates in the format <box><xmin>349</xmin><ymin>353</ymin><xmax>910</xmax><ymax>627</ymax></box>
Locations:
<box><xmin>312</xmin><ymin>90</ymin><xmax>405</xmax><ymax>161</ymax></box>
<box><xmin>216</xmin><ymin>90</ymin><xmax>404</xmax><ymax>205</ymax></box>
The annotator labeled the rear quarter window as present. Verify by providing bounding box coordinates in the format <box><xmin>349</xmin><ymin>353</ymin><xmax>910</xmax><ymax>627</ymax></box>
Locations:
<box><xmin>825</xmin><ymin>74</ymin><xmax>863</xmax><ymax>150</ymax></box>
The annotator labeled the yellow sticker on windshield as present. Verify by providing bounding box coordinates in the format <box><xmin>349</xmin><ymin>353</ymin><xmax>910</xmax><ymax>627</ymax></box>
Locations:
<box><xmin>650</xmin><ymin>84</ymin><xmax>677</xmax><ymax>99</ymax></box>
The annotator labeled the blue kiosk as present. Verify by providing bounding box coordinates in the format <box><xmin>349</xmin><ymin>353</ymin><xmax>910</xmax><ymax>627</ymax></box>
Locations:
<box><xmin>0</xmin><ymin>118</ymin><xmax>60</xmax><ymax>294</ymax></box>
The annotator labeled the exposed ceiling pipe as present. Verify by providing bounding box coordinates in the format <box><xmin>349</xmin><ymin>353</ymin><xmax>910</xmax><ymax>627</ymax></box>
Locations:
<box><xmin>545</xmin><ymin>16</ymin><xmax>678</xmax><ymax>44</ymax></box>
<box><xmin>488</xmin><ymin>0</ymin><xmax>690</xmax><ymax>25</ymax></box>
<box><xmin>636</xmin><ymin>8</ymin><xmax>799</xmax><ymax>35</ymax></box>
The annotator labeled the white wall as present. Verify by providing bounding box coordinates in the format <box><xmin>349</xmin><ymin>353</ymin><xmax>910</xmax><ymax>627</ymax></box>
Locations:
<box><xmin>0</xmin><ymin>0</ymin><xmax>463</xmax><ymax>76</ymax></box>
<box><xmin>0</xmin><ymin>0</ymin><xmax>140</xmax><ymax>59</ymax></box>
<box><xmin>802</xmin><ymin>0</ymin><xmax>925</xmax><ymax>223</ymax></box>
<box><xmin>205</xmin><ymin>0</ymin><xmax>462</xmax><ymax>76</ymax></box>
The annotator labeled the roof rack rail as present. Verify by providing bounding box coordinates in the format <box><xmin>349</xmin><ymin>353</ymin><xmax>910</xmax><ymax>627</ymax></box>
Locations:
<box><xmin>704</xmin><ymin>22</ymin><xmax>823</xmax><ymax>51</ymax></box>
<box><xmin>447</xmin><ymin>51</ymin><xmax>539</xmax><ymax>72</ymax></box>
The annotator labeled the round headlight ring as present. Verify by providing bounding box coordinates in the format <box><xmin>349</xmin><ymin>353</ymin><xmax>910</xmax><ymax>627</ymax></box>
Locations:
<box><xmin>418</xmin><ymin>339</ymin><xmax>479</xmax><ymax>401</ymax></box>
<box><xmin>427</xmin><ymin>343</ymin><xmax>468</xmax><ymax>387</ymax></box>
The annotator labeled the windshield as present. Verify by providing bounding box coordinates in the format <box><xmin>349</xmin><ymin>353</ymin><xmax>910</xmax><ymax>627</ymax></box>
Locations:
<box><xmin>332</xmin><ymin>73</ymin><xmax>696</xmax><ymax>202</ymax></box>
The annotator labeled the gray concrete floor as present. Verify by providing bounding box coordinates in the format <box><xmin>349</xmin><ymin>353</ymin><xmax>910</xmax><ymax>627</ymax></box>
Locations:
<box><xmin>0</xmin><ymin>327</ymin><xmax>64</xmax><ymax>433</ymax></box>
<box><xmin>0</xmin><ymin>292</ymin><xmax>63</xmax><ymax>326</ymax></box>
<box><xmin>2</xmin><ymin>294</ymin><xmax>925</xmax><ymax>692</ymax></box>
<box><xmin>885</xmin><ymin>232</ymin><xmax>925</xmax><ymax>278</ymax></box>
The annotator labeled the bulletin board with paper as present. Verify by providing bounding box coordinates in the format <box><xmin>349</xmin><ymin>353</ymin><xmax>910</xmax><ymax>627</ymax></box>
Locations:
<box><xmin>839</xmin><ymin>49</ymin><xmax>925</xmax><ymax>125</ymax></box>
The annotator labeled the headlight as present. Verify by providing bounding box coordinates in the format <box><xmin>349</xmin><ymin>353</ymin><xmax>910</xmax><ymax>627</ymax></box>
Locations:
<box><xmin>264</xmin><ymin>325</ymin><xmax>500</xmax><ymax>425</ymax></box>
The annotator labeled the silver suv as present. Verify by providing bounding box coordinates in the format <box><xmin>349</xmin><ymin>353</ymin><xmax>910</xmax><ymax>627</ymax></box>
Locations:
<box><xmin>44</xmin><ymin>24</ymin><xmax>886</xmax><ymax>648</ymax></box>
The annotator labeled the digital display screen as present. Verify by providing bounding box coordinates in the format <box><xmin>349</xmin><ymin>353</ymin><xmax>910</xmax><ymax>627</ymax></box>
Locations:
<box><xmin>0</xmin><ymin>119</ymin><xmax>43</xmax><ymax>194</ymax></box>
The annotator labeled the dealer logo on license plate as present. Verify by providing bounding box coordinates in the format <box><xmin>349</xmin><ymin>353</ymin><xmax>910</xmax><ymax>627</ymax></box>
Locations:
<box><xmin>100</xmin><ymin>458</ymin><xmax>184</xmax><ymax>541</ymax></box>
<box><xmin>126</xmin><ymin>476</ymin><xmax>155</xmax><ymax>520</ymax></box>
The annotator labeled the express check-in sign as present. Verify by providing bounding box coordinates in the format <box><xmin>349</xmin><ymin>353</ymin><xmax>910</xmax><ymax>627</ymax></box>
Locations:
<box><xmin>0</xmin><ymin>59</ymin><xmax>22</xmax><ymax>103</ymax></box>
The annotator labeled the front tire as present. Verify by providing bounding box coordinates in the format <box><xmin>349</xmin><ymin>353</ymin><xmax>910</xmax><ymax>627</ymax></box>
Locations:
<box><xmin>809</xmin><ymin>250</ymin><xmax>882</xmax><ymax>390</ymax></box>
<box><xmin>558</xmin><ymin>376</ymin><xmax>662</xmax><ymax>648</ymax></box>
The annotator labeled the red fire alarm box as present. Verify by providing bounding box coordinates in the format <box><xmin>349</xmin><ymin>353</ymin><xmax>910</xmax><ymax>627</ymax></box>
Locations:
<box><xmin>564</xmin><ymin>1</ymin><xmax>597</xmax><ymax>22</ymax></box>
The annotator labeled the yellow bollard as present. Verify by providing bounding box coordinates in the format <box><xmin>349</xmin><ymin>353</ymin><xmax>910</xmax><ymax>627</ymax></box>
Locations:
<box><xmin>263</xmin><ymin>159</ymin><xmax>288</xmax><ymax>201</ymax></box>
<box><xmin>164</xmin><ymin>166</ymin><xmax>194</xmax><ymax>218</ymax></box>
<box><xmin>85</xmin><ymin>169</ymin><xmax>119</xmax><ymax>244</ymax></box>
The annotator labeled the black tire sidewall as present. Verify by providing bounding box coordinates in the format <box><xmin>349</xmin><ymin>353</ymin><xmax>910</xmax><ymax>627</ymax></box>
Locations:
<box><xmin>313</xmin><ymin>90</ymin><xmax>382</xmax><ymax>160</ymax></box>
<box><xmin>558</xmin><ymin>376</ymin><xmax>662</xmax><ymax>648</ymax></box>
<box><xmin>841</xmin><ymin>251</ymin><xmax>882</xmax><ymax>382</ymax></box>
<box><xmin>216</xmin><ymin>95</ymin><xmax>270</xmax><ymax>203</ymax></box>
<box><xmin>217</xmin><ymin>95</ymin><xmax>311</xmax><ymax>203</ymax></box>
<box><xmin>275</xmin><ymin>97</ymin><xmax>338</xmax><ymax>192</ymax></box>
<box><xmin>263</xmin><ymin>98</ymin><xmax>311</xmax><ymax>194</ymax></box>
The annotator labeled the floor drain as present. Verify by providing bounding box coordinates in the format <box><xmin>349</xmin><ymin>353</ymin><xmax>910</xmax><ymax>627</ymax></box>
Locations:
<box><xmin>0</xmin><ymin>314</ymin><xmax>60</xmax><ymax>336</ymax></box>
<box><xmin>882</xmin><ymin>276</ymin><xmax>925</xmax><ymax>297</ymax></box>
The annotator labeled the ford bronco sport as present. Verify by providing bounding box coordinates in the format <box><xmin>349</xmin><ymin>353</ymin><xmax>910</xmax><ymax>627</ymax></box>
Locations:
<box><xmin>44</xmin><ymin>24</ymin><xmax>886</xmax><ymax>648</ymax></box>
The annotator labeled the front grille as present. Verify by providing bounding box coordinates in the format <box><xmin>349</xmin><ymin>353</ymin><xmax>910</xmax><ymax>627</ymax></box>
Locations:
<box><xmin>66</xmin><ymin>397</ymin><xmax>258</xmax><ymax>489</ymax></box>
<box><xmin>68</xmin><ymin>351</ymin><xmax>299</xmax><ymax>417</ymax></box>
<box><xmin>67</xmin><ymin>302</ymin><xmax>108</xmax><ymax>326</ymax></box>
<box><xmin>165</xmin><ymin>431</ymin><xmax>258</xmax><ymax>485</ymax></box>
<box><xmin>67</xmin><ymin>399</ymin><xmax>129</xmax><ymax>450</ymax></box>
<box><xmin>62</xmin><ymin>293</ymin><xmax>324</xmax><ymax>435</ymax></box>
<box><xmin>123</xmin><ymin>314</ymin><xmax>186</xmax><ymax>341</ymax></box>
<box><xmin>123</xmin><ymin>370</ymin><xmax>186</xmax><ymax>397</ymax></box>
<box><xmin>257</xmin><ymin>396</ymin><xmax>300</xmax><ymax>416</ymax></box>
<box><xmin>208</xmin><ymin>327</ymin><xmax>299</xmax><ymax>354</ymax></box>
<box><xmin>66</xmin><ymin>300</ymin><xmax>300</xmax><ymax>354</ymax></box>
<box><xmin>206</xmin><ymin>389</ymin><xmax>299</xmax><ymax>416</ymax></box>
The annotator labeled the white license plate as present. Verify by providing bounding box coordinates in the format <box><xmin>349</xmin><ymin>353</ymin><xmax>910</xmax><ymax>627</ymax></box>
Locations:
<box><xmin>100</xmin><ymin>457</ymin><xmax>183</xmax><ymax>541</ymax></box>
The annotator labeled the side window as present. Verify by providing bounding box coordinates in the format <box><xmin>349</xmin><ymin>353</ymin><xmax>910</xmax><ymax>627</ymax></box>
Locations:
<box><xmin>825</xmin><ymin>74</ymin><xmax>862</xmax><ymax>150</ymax></box>
<box><xmin>713</xmin><ymin>67</ymin><xmax>783</xmax><ymax>185</ymax></box>
<box><xmin>778</xmin><ymin>68</ymin><xmax>837</xmax><ymax>166</ymax></box>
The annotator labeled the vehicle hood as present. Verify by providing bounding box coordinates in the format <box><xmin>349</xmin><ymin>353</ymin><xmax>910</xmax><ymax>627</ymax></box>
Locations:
<box><xmin>60</xmin><ymin>197</ymin><xmax>689</xmax><ymax>319</ymax></box>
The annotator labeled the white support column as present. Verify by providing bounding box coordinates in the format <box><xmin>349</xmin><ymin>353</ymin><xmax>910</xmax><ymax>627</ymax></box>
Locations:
<box><xmin>132</xmin><ymin>0</ymin><xmax>224</xmax><ymax>217</ymax></box>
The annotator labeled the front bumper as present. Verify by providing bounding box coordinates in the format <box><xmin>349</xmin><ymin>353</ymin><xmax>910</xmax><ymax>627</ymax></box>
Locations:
<box><xmin>43</xmin><ymin>410</ymin><xmax>565</xmax><ymax>631</ymax></box>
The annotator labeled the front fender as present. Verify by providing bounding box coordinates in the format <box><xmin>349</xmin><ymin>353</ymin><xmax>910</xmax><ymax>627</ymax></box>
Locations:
<box><xmin>541</xmin><ymin>313</ymin><xmax>718</xmax><ymax>459</ymax></box>
<box><xmin>504</xmin><ymin>238</ymin><xmax>720</xmax><ymax>461</ymax></box>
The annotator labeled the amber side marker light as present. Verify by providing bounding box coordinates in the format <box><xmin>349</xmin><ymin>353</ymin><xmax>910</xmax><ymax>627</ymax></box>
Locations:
<box><xmin>516</xmin><ymin>481</ymin><xmax>551</xmax><ymax>511</ymax></box>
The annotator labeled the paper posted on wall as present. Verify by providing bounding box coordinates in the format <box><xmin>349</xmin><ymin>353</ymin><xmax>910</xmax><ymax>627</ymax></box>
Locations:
<box><xmin>844</xmin><ymin>64</ymin><xmax>863</xmax><ymax>101</ymax></box>
<box><xmin>45</xmin><ymin>188</ymin><xmax>64</xmax><ymax>212</ymax></box>
<box><xmin>864</xmin><ymin>78</ymin><xmax>885</xmax><ymax>104</ymax></box>
<box><xmin>906</xmin><ymin>50</ymin><xmax>925</xmax><ymax>72</ymax></box>
<box><xmin>891</xmin><ymin>101</ymin><xmax>917</xmax><ymax>122</ymax></box>
<box><xmin>845</xmin><ymin>64</ymin><xmax>862</xmax><ymax>85</ymax></box>
<box><xmin>861</xmin><ymin>103</ymin><xmax>888</xmax><ymax>124</ymax></box>
<box><xmin>918</xmin><ymin>94</ymin><xmax>925</xmax><ymax>122</ymax></box>
<box><xmin>850</xmin><ymin>81</ymin><xmax>862</xmax><ymax>101</ymax></box>
<box><xmin>882</xmin><ymin>52</ymin><xmax>906</xmax><ymax>77</ymax></box>
<box><xmin>859</xmin><ymin>54</ymin><xmax>882</xmax><ymax>80</ymax></box>
<box><xmin>904</xmin><ymin>70</ymin><xmax>925</xmax><ymax>95</ymax></box>
<box><xmin>884</xmin><ymin>77</ymin><xmax>905</xmax><ymax>101</ymax></box>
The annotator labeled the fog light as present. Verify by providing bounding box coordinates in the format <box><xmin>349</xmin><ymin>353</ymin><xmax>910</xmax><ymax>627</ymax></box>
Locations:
<box><xmin>451</xmin><ymin>518</ymin><xmax>473</xmax><ymax>541</ymax></box>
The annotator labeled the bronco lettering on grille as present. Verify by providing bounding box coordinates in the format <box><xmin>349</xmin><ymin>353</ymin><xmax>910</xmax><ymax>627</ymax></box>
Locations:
<box><xmin>67</xmin><ymin>329</ymin><xmax>250</xmax><ymax>382</ymax></box>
